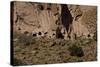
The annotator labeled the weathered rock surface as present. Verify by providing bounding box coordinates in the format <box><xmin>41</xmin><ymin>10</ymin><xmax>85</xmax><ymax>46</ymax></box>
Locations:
<box><xmin>11</xmin><ymin>1</ymin><xmax>97</xmax><ymax>40</ymax></box>
<box><xmin>11</xmin><ymin>1</ymin><xmax>97</xmax><ymax>65</ymax></box>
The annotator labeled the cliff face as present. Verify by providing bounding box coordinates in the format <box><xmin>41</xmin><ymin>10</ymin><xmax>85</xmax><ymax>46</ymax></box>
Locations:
<box><xmin>12</xmin><ymin>1</ymin><xmax>97</xmax><ymax>40</ymax></box>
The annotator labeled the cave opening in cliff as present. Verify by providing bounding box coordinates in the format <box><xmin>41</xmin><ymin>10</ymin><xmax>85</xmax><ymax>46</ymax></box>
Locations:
<box><xmin>56</xmin><ymin>27</ymin><xmax>64</xmax><ymax>39</ymax></box>
<box><xmin>44</xmin><ymin>32</ymin><xmax>48</xmax><ymax>34</ymax></box>
<box><xmin>33</xmin><ymin>33</ymin><xmax>36</xmax><ymax>37</ymax></box>
<box><xmin>18</xmin><ymin>27</ymin><xmax>21</xmax><ymax>30</ymax></box>
<box><xmin>38</xmin><ymin>5</ymin><xmax>44</xmax><ymax>10</ymax></box>
<box><xmin>53</xmin><ymin>33</ymin><xmax>55</xmax><ymax>36</ymax></box>
<box><xmin>24</xmin><ymin>31</ymin><xmax>29</xmax><ymax>35</ymax></box>
<box><xmin>47</xmin><ymin>7</ymin><xmax>51</xmax><ymax>10</ymax></box>
<box><xmin>61</xmin><ymin>4</ymin><xmax>73</xmax><ymax>33</ymax></box>
<box><xmin>38</xmin><ymin>32</ymin><xmax>42</xmax><ymax>35</ymax></box>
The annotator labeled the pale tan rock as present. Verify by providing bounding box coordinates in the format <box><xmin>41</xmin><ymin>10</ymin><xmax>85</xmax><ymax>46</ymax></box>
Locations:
<box><xmin>12</xmin><ymin>1</ymin><xmax>97</xmax><ymax>40</ymax></box>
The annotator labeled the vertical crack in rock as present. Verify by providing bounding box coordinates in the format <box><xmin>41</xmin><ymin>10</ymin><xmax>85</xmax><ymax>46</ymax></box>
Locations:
<box><xmin>61</xmin><ymin>4</ymin><xmax>73</xmax><ymax>34</ymax></box>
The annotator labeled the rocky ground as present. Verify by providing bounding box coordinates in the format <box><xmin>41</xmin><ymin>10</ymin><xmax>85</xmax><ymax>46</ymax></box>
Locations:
<box><xmin>13</xmin><ymin>32</ymin><xmax>97</xmax><ymax>66</ymax></box>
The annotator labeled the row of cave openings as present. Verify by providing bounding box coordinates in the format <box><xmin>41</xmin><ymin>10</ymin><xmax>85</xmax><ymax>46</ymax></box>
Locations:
<box><xmin>37</xmin><ymin>4</ymin><xmax>73</xmax><ymax>31</ymax></box>
<box><xmin>14</xmin><ymin>3</ymin><xmax>94</xmax><ymax>40</ymax></box>
<box><xmin>36</xmin><ymin>4</ymin><xmax>73</xmax><ymax>39</ymax></box>
<box><xmin>23</xmin><ymin>27</ymin><xmax>67</xmax><ymax>39</ymax></box>
<box><xmin>16</xmin><ymin>4</ymin><xmax>73</xmax><ymax>39</ymax></box>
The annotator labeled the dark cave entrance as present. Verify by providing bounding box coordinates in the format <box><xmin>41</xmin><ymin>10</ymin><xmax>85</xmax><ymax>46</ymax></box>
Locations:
<box><xmin>61</xmin><ymin>4</ymin><xmax>73</xmax><ymax>33</ymax></box>
<box><xmin>55</xmin><ymin>4</ymin><xmax>73</xmax><ymax>39</ymax></box>
<box><xmin>56</xmin><ymin>27</ymin><xmax>64</xmax><ymax>39</ymax></box>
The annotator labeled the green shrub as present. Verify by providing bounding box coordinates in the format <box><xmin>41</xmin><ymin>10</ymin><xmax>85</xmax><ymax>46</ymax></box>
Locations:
<box><xmin>13</xmin><ymin>58</ymin><xmax>23</xmax><ymax>66</ymax></box>
<box><xmin>13</xmin><ymin>32</ymin><xmax>20</xmax><ymax>39</ymax></box>
<box><xmin>68</xmin><ymin>45</ymin><xmax>84</xmax><ymax>57</ymax></box>
<box><xmin>18</xmin><ymin>34</ymin><xmax>36</xmax><ymax>46</ymax></box>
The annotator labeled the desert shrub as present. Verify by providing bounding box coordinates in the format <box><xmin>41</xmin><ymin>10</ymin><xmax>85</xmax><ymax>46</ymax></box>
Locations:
<box><xmin>74</xmin><ymin>35</ymin><xmax>95</xmax><ymax>46</ymax></box>
<box><xmin>14</xmin><ymin>46</ymin><xmax>21</xmax><ymax>52</ymax></box>
<box><xmin>18</xmin><ymin>34</ymin><xmax>36</xmax><ymax>46</ymax></box>
<box><xmin>77</xmin><ymin>60</ymin><xmax>83</xmax><ymax>62</ymax></box>
<box><xmin>13</xmin><ymin>31</ymin><xmax>20</xmax><ymax>39</ymax></box>
<box><xmin>13</xmin><ymin>58</ymin><xmax>23</xmax><ymax>66</ymax></box>
<box><xmin>68</xmin><ymin>45</ymin><xmax>84</xmax><ymax>57</ymax></box>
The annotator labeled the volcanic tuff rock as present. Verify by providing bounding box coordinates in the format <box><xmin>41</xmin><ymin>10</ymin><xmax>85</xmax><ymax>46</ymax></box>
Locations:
<box><xmin>12</xmin><ymin>1</ymin><xmax>97</xmax><ymax>40</ymax></box>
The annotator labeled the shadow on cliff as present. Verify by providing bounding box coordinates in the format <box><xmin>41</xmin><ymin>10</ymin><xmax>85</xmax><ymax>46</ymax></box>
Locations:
<box><xmin>61</xmin><ymin>4</ymin><xmax>73</xmax><ymax>33</ymax></box>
